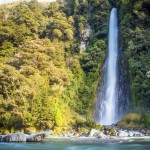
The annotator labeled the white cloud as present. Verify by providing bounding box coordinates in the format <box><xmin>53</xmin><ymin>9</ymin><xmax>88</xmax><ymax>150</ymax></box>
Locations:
<box><xmin>0</xmin><ymin>0</ymin><xmax>56</xmax><ymax>4</ymax></box>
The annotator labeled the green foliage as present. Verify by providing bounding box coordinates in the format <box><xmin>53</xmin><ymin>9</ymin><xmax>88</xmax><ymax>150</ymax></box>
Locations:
<box><xmin>76</xmin><ymin>119</ymin><xmax>103</xmax><ymax>132</ymax></box>
<box><xmin>117</xmin><ymin>113</ymin><xmax>150</xmax><ymax>129</ymax></box>
<box><xmin>0</xmin><ymin>21</ymin><xmax>15</xmax><ymax>43</ymax></box>
<box><xmin>117</xmin><ymin>113</ymin><xmax>141</xmax><ymax>128</ymax></box>
<box><xmin>77</xmin><ymin>0</ymin><xmax>109</xmax><ymax>118</ymax></box>
<box><xmin>140</xmin><ymin>114</ymin><xmax>150</xmax><ymax>128</ymax></box>
<box><xmin>81</xmin><ymin>40</ymin><xmax>106</xmax><ymax>72</ymax></box>
<box><xmin>0</xmin><ymin>127</ymin><xmax>10</xmax><ymax>135</ymax></box>
<box><xmin>54</xmin><ymin>109</ymin><xmax>63</xmax><ymax>127</ymax></box>
<box><xmin>90</xmin><ymin>0</ymin><xmax>110</xmax><ymax>37</ymax></box>
<box><xmin>1</xmin><ymin>0</ymin><xmax>148</xmax><ymax>133</ymax></box>
<box><xmin>53</xmin><ymin>29</ymin><xmax>63</xmax><ymax>39</ymax></box>
<box><xmin>25</xmin><ymin>127</ymin><xmax>36</xmax><ymax>134</ymax></box>
<box><xmin>120</xmin><ymin>0</ymin><xmax>150</xmax><ymax>112</ymax></box>
<box><xmin>0</xmin><ymin>0</ymin><xmax>104</xmax><ymax>132</ymax></box>
<box><xmin>0</xmin><ymin>41</ymin><xmax>15</xmax><ymax>57</ymax></box>
<box><xmin>85</xmin><ymin>120</ymin><xmax>104</xmax><ymax>131</ymax></box>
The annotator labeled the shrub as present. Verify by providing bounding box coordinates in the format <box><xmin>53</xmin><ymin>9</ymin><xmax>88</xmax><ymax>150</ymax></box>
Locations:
<box><xmin>117</xmin><ymin>113</ymin><xmax>142</xmax><ymax>128</ymax></box>
<box><xmin>25</xmin><ymin>127</ymin><xmax>36</xmax><ymax>135</ymax></box>
<box><xmin>117</xmin><ymin>113</ymin><xmax>150</xmax><ymax>129</ymax></box>
<box><xmin>76</xmin><ymin>119</ymin><xmax>103</xmax><ymax>132</ymax></box>
<box><xmin>140</xmin><ymin>114</ymin><xmax>150</xmax><ymax>128</ymax></box>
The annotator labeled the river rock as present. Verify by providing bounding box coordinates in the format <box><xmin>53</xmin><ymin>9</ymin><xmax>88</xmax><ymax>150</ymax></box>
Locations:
<box><xmin>89</xmin><ymin>129</ymin><xmax>100</xmax><ymax>137</ymax></box>
<box><xmin>89</xmin><ymin>129</ymin><xmax>108</xmax><ymax>139</ymax></box>
<box><xmin>0</xmin><ymin>136</ymin><xmax>3</xmax><ymax>142</ymax></box>
<box><xmin>133</xmin><ymin>131</ymin><xmax>144</xmax><ymax>137</ymax></box>
<box><xmin>128</xmin><ymin>131</ymin><xmax>134</xmax><ymax>137</ymax></box>
<box><xmin>26</xmin><ymin>131</ymin><xmax>53</xmax><ymax>142</ymax></box>
<box><xmin>73</xmin><ymin>132</ymin><xmax>80</xmax><ymax>137</ymax></box>
<box><xmin>104</xmin><ymin>127</ymin><xmax>117</xmax><ymax>136</ymax></box>
<box><xmin>26</xmin><ymin>133</ymin><xmax>46</xmax><ymax>142</ymax></box>
<box><xmin>118</xmin><ymin>130</ymin><xmax>129</xmax><ymax>137</ymax></box>
<box><xmin>40</xmin><ymin>130</ymin><xmax>53</xmax><ymax>137</ymax></box>
<box><xmin>1</xmin><ymin>132</ymin><xmax>26</xmax><ymax>142</ymax></box>
<box><xmin>0</xmin><ymin>130</ymin><xmax>52</xmax><ymax>142</ymax></box>
<box><xmin>97</xmin><ymin>132</ymin><xmax>108</xmax><ymax>139</ymax></box>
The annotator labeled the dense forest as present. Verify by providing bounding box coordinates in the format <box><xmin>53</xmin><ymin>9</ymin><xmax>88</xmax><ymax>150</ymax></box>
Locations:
<box><xmin>119</xmin><ymin>0</ymin><xmax>150</xmax><ymax>112</ymax></box>
<box><xmin>0</xmin><ymin>0</ymin><xmax>149</xmax><ymax>133</ymax></box>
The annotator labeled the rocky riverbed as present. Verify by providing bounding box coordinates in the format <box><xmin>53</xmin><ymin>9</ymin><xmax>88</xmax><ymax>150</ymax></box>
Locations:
<box><xmin>45</xmin><ymin>127</ymin><xmax>150</xmax><ymax>144</ymax></box>
<box><xmin>52</xmin><ymin>126</ymin><xmax>150</xmax><ymax>138</ymax></box>
<box><xmin>0</xmin><ymin>127</ymin><xmax>150</xmax><ymax>144</ymax></box>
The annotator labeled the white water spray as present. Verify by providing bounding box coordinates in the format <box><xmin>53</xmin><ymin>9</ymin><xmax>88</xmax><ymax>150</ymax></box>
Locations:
<box><xmin>100</xmin><ymin>8</ymin><xmax>118</xmax><ymax>125</ymax></box>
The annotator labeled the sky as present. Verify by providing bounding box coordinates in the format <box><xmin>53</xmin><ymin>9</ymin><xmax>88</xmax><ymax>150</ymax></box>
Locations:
<box><xmin>0</xmin><ymin>0</ymin><xmax>56</xmax><ymax>4</ymax></box>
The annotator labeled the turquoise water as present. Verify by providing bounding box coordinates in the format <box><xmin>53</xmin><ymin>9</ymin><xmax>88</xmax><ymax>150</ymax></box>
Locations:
<box><xmin>0</xmin><ymin>139</ymin><xmax>150</xmax><ymax>150</ymax></box>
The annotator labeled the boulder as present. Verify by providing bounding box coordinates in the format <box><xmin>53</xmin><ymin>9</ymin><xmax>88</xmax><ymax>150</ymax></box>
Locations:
<box><xmin>40</xmin><ymin>130</ymin><xmax>53</xmax><ymax>137</ymax></box>
<box><xmin>97</xmin><ymin>132</ymin><xmax>108</xmax><ymax>139</ymax></box>
<box><xmin>118</xmin><ymin>130</ymin><xmax>128</xmax><ymax>137</ymax></box>
<box><xmin>89</xmin><ymin>129</ymin><xmax>108</xmax><ymax>139</ymax></box>
<box><xmin>26</xmin><ymin>133</ymin><xmax>46</xmax><ymax>142</ymax></box>
<box><xmin>0</xmin><ymin>130</ymin><xmax>53</xmax><ymax>142</ymax></box>
<box><xmin>0</xmin><ymin>136</ymin><xmax>3</xmax><ymax>142</ymax></box>
<box><xmin>104</xmin><ymin>127</ymin><xmax>117</xmax><ymax>136</ymax></box>
<box><xmin>133</xmin><ymin>131</ymin><xmax>144</xmax><ymax>137</ymax></box>
<box><xmin>1</xmin><ymin>132</ymin><xmax>26</xmax><ymax>142</ymax></box>
<box><xmin>26</xmin><ymin>131</ymin><xmax>53</xmax><ymax>142</ymax></box>
<box><xmin>73</xmin><ymin>132</ymin><xmax>80</xmax><ymax>137</ymax></box>
<box><xmin>128</xmin><ymin>131</ymin><xmax>134</xmax><ymax>137</ymax></box>
<box><xmin>89</xmin><ymin>129</ymin><xmax>100</xmax><ymax>137</ymax></box>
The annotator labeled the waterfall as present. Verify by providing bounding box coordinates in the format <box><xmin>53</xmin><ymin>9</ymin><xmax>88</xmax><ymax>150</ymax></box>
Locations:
<box><xmin>94</xmin><ymin>8</ymin><xmax>129</xmax><ymax>125</ymax></box>
<box><xmin>101</xmin><ymin>8</ymin><xmax>119</xmax><ymax>125</ymax></box>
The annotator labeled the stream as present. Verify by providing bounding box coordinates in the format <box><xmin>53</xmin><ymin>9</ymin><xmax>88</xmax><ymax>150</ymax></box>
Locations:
<box><xmin>0</xmin><ymin>138</ymin><xmax>150</xmax><ymax>150</ymax></box>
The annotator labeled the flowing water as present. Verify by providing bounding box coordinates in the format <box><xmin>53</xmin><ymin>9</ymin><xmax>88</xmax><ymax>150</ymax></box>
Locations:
<box><xmin>95</xmin><ymin>8</ymin><xmax>129</xmax><ymax>125</ymax></box>
<box><xmin>0</xmin><ymin>139</ymin><xmax>150</xmax><ymax>150</ymax></box>
<box><xmin>100</xmin><ymin>8</ymin><xmax>119</xmax><ymax>125</ymax></box>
